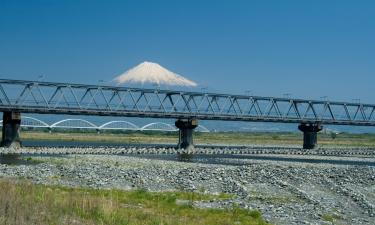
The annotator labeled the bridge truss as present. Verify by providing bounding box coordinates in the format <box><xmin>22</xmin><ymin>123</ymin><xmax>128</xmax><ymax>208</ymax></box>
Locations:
<box><xmin>0</xmin><ymin>79</ymin><xmax>374</xmax><ymax>126</ymax></box>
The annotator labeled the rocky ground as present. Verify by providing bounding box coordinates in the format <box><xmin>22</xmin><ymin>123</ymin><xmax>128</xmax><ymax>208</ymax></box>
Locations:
<box><xmin>2</xmin><ymin>144</ymin><xmax>375</xmax><ymax>156</ymax></box>
<box><xmin>0</xmin><ymin>146</ymin><xmax>375</xmax><ymax>225</ymax></box>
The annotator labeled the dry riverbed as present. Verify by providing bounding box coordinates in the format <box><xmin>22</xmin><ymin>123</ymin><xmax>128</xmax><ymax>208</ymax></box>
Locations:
<box><xmin>0</xmin><ymin>147</ymin><xmax>375</xmax><ymax>225</ymax></box>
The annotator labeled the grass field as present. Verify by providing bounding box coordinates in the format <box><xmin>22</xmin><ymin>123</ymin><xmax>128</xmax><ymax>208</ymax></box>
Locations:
<box><xmin>0</xmin><ymin>179</ymin><xmax>269</xmax><ymax>225</ymax></box>
<box><xmin>16</xmin><ymin>130</ymin><xmax>375</xmax><ymax>147</ymax></box>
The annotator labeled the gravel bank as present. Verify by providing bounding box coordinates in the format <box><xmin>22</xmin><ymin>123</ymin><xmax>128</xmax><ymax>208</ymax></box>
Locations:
<box><xmin>2</xmin><ymin>145</ymin><xmax>375</xmax><ymax>156</ymax></box>
<box><xmin>0</xmin><ymin>147</ymin><xmax>374</xmax><ymax>225</ymax></box>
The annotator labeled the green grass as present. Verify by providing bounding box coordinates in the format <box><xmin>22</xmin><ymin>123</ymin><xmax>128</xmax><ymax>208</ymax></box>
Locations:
<box><xmin>15</xmin><ymin>130</ymin><xmax>375</xmax><ymax>147</ymax></box>
<box><xmin>321</xmin><ymin>213</ymin><xmax>342</xmax><ymax>224</ymax></box>
<box><xmin>0</xmin><ymin>179</ymin><xmax>270</xmax><ymax>225</ymax></box>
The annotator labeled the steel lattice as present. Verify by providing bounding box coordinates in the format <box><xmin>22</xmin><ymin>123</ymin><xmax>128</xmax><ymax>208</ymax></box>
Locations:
<box><xmin>0</xmin><ymin>79</ymin><xmax>375</xmax><ymax>126</ymax></box>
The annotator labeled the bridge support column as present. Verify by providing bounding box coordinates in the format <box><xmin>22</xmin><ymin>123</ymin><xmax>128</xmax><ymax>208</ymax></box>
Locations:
<box><xmin>1</xmin><ymin>112</ymin><xmax>22</xmax><ymax>148</ymax></box>
<box><xmin>175</xmin><ymin>119</ymin><xmax>198</xmax><ymax>151</ymax></box>
<box><xmin>298</xmin><ymin>123</ymin><xmax>322</xmax><ymax>149</ymax></box>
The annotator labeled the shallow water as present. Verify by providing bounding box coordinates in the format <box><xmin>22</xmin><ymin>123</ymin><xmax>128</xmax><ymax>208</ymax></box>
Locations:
<box><xmin>22</xmin><ymin>140</ymin><xmax>174</xmax><ymax>148</ymax></box>
<box><xmin>22</xmin><ymin>140</ymin><xmax>298</xmax><ymax>149</ymax></box>
<box><xmin>123</xmin><ymin>154</ymin><xmax>375</xmax><ymax>167</ymax></box>
<box><xmin>0</xmin><ymin>154</ymin><xmax>40</xmax><ymax>165</ymax></box>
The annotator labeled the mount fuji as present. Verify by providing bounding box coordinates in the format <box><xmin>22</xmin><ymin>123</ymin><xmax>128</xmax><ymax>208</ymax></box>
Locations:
<box><xmin>113</xmin><ymin>61</ymin><xmax>198</xmax><ymax>87</ymax></box>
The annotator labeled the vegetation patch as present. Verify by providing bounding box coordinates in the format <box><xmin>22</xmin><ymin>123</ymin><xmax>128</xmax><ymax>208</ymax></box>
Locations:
<box><xmin>0</xmin><ymin>179</ymin><xmax>270</xmax><ymax>225</ymax></box>
<box><xmin>321</xmin><ymin>213</ymin><xmax>342</xmax><ymax>224</ymax></box>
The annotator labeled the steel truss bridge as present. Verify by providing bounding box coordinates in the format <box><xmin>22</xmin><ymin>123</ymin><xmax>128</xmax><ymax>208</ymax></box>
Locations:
<box><xmin>1</xmin><ymin>79</ymin><xmax>375</xmax><ymax>149</ymax></box>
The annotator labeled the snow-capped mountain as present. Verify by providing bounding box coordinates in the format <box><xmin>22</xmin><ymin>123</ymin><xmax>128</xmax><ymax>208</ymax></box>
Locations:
<box><xmin>113</xmin><ymin>61</ymin><xmax>197</xmax><ymax>87</ymax></box>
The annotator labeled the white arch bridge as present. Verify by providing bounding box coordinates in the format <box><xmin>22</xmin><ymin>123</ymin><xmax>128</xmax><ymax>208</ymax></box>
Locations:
<box><xmin>0</xmin><ymin>116</ymin><xmax>210</xmax><ymax>133</ymax></box>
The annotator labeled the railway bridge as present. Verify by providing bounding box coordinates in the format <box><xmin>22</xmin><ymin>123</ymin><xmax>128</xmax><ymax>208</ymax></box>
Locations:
<box><xmin>1</xmin><ymin>79</ymin><xmax>375</xmax><ymax>149</ymax></box>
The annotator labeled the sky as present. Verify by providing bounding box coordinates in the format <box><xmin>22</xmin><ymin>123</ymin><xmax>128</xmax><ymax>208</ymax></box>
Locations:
<box><xmin>0</xmin><ymin>0</ymin><xmax>374</xmax><ymax>103</ymax></box>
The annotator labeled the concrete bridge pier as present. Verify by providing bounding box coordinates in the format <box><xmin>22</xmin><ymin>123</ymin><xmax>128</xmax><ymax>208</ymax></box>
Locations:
<box><xmin>1</xmin><ymin>112</ymin><xmax>22</xmax><ymax>148</ymax></box>
<box><xmin>298</xmin><ymin>123</ymin><xmax>322</xmax><ymax>149</ymax></box>
<box><xmin>175</xmin><ymin>119</ymin><xmax>198</xmax><ymax>151</ymax></box>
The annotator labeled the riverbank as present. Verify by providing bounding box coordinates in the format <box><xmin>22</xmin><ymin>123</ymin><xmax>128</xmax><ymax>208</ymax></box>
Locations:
<box><xmin>1</xmin><ymin>149</ymin><xmax>374</xmax><ymax>224</ymax></box>
<box><xmin>15</xmin><ymin>130</ymin><xmax>375</xmax><ymax>147</ymax></box>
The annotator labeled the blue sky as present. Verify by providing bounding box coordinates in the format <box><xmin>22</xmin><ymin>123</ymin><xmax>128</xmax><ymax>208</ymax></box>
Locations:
<box><xmin>1</xmin><ymin>0</ymin><xmax>374</xmax><ymax>103</ymax></box>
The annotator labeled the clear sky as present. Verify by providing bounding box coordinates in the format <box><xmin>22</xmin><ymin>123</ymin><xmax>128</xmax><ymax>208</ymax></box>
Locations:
<box><xmin>1</xmin><ymin>0</ymin><xmax>374</xmax><ymax>103</ymax></box>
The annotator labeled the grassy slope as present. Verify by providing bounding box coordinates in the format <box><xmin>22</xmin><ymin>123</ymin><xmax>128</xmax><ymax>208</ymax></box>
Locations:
<box><xmin>0</xmin><ymin>179</ymin><xmax>269</xmax><ymax>225</ymax></box>
<box><xmin>17</xmin><ymin>130</ymin><xmax>375</xmax><ymax>147</ymax></box>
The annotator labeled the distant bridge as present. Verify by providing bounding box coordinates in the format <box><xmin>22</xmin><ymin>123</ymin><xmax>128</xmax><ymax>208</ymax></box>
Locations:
<box><xmin>0</xmin><ymin>116</ymin><xmax>210</xmax><ymax>132</ymax></box>
<box><xmin>1</xmin><ymin>78</ymin><xmax>375</xmax><ymax>149</ymax></box>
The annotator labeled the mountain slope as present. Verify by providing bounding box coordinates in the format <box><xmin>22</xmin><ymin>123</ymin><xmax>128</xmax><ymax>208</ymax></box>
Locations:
<box><xmin>113</xmin><ymin>62</ymin><xmax>197</xmax><ymax>87</ymax></box>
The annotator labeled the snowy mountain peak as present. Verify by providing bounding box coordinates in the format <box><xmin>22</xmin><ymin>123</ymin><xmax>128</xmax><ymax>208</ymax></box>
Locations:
<box><xmin>113</xmin><ymin>61</ymin><xmax>198</xmax><ymax>87</ymax></box>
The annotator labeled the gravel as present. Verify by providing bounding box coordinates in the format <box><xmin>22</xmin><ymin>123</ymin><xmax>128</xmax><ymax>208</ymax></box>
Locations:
<box><xmin>1</xmin><ymin>146</ymin><xmax>375</xmax><ymax>225</ymax></box>
<box><xmin>1</xmin><ymin>145</ymin><xmax>375</xmax><ymax>156</ymax></box>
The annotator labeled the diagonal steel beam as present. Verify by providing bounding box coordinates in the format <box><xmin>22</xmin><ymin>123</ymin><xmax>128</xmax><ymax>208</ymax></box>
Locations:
<box><xmin>0</xmin><ymin>84</ymin><xmax>10</xmax><ymax>105</ymax></box>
